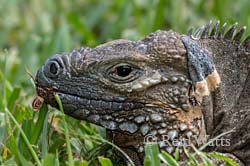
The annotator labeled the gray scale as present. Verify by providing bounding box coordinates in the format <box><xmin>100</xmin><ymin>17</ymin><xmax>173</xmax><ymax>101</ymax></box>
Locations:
<box><xmin>185</xmin><ymin>131</ymin><xmax>193</xmax><ymax>138</ymax></box>
<box><xmin>119</xmin><ymin>122</ymin><xmax>138</xmax><ymax>133</ymax></box>
<box><xmin>166</xmin><ymin>146</ymin><xmax>174</xmax><ymax>154</ymax></box>
<box><xmin>158</xmin><ymin>141</ymin><xmax>167</xmax><ymax>148</ymax></box>
<box><xmin>100</xmin><ymin>120</ymin><xmax>118</xmax><ymax>130</ymax></box>
<box><xmin>170</xmin><ymin>76</ymin><xmax>178</xmax><ymax>83</ymax></box>
<box><xmin>149</xmin><ymin>130</ymin><xmax>157</xmax><ymax>135</ymax></box>
<box><xmin>181</xmin><ymin>104</ymin><xmax>190</xmax><ymax>111</ymax></box>
<box><xmin>167</xmin><ymin>130</ymin><xmax>178</xmax><ymax>140</ymax></box>
<box><xmin>150</xmin><ymin>114</ymin><xmax>163</xmax><ymax>123</ymax></box>
<box><xmin>140</xmin><ymin>124</ymin><xmax>150</xmax><ymax>135</ymax></box>
<box><xmin>158</xmin><ymin>128</ymin><xmax>167</xmax><ymax>134</ymax></box>
<box><xmin>134</xmin><ymin>116</ymin><xmax>146</xmax><ymax>124</ymax></box>
<box><xmin>179</xmin><ymin>123</ymin><xmax>188</xmax><ymax>131</ymax></box>
<box><xmin>87</xmin><ymin>114</ymin><xmax>100</xmax><ymax>123</ymax></box>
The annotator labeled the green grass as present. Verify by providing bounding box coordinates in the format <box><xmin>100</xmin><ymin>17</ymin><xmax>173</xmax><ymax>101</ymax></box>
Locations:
<box><xmin>0</xmin><ymin>0</ymin><xmax>249</xmax><ymax>165</ymax></box>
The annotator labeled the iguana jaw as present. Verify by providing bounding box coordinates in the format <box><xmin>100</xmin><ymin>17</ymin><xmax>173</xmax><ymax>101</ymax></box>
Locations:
<box><xmin>33</xmin><ymin>83</ymin><xmax>144</xmax><ymax>121</ymax></box>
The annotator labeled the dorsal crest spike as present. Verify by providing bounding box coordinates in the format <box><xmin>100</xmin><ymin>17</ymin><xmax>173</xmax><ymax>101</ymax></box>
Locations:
<box><xmin>224</xmin><ymin>23</ymin><xmax>238</xmax><ymax>40</ymax></box>
<box><xmin>186</xmin><ymin>28</ymin><xmax>194</xmax><ymax>36</ymax></box>
<box><xmin>210</xmin><ymin>20</ymin><xmax>220</xmax><ymax>38</ymax></box>
<box><xmin>219</xmin><ymin>22</ymin><xmax>227</xmax><ymax>38</ymax></box>
<box><xmin>233</xmin><ymin>26</ymin><xmax>246</xmax><ymax>43</ymax></box>
<box><xmin>201</xmin><ymin>20</ymin><xmax>212</xmax><ymax>38</ymax></box>
<box><xmin>193</xmin><ymin>26</ymin><xmax>204</xmax><ymax>38</ymax></box>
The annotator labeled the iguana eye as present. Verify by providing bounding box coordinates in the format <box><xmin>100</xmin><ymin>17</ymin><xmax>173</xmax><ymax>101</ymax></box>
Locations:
<box><xmin>108</xmin><ymin>63</ymin><xmax>140</xmax><ymax>83</ymax></box>
<box><xmin>114</xmin><ymin>65</ymin><xmax>132</xmax><ymax>77</ymax></box>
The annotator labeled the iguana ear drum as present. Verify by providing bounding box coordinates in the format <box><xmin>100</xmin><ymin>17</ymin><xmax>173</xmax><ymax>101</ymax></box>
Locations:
<box><xmin>181</xmin><ymin>36</ymin><xmax>221</xmax><ymax>102</ymax></box>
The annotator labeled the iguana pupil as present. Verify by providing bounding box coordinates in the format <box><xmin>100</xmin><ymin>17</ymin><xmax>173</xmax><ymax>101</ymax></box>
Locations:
<box><xmin>114</xmin><ymin>65</ymin><xmax>132</xmax><ymax>77</ymax></box>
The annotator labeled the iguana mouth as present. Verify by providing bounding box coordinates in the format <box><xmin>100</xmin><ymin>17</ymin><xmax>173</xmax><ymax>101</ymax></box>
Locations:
<box><xmin>32</xmin><ymin>85</ymin><xmax>144</xmax><ymax>114</ymax></box>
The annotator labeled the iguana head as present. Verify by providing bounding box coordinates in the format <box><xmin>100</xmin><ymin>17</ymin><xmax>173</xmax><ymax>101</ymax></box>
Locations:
<box><xmin>34</xmin><ymin>30</ymin><xmax>202</xmax><ymax>149</ymax></box>
<box><xmin>33</xmin><ymin>28</ymin><xmax>223</xmax><ymax>155</ymax></box>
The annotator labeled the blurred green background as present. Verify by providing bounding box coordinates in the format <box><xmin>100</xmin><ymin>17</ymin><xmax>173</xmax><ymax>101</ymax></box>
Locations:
<box><xmin>0</xmin><ymin>0</ymin><xmax>249</xmax><ymax>165</ymax></box>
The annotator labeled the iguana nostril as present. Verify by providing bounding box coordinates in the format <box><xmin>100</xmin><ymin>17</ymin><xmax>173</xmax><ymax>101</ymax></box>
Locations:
<box><xmin>49</xmin><ymin>62</ymin><xmax>58</xmax><ymax>75</ymax></box>
<box><xmin>44</xmin><ymin>60</ymin><xmax>61</xmax><ymax>78</ymax></box>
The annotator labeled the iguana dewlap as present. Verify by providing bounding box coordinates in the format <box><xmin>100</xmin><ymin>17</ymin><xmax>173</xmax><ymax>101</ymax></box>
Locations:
<box><xmin>33</xmin><ymin>21</ymin><xmax>250</xmax><ymax>165</ymax></box>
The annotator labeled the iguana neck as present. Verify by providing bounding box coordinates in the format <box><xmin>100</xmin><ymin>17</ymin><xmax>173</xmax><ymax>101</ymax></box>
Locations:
<box><xmin>199</xmin><ymin>39</ymin><xmax>250</xmax><ymax>133</ymax></box>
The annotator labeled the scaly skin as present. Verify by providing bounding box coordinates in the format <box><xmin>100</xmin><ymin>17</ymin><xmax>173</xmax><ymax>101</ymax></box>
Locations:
<box><xmin>33</xmin><ymin>21</ymin><xmax>250</xmax><ymax>165</ymax></box>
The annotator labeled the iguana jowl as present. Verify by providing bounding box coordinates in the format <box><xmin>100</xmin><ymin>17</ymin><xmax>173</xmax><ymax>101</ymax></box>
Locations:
<box><xmin>33</xmin><ymin>21</ymin><xmax>250</xmax><ymax>165</ymax></box>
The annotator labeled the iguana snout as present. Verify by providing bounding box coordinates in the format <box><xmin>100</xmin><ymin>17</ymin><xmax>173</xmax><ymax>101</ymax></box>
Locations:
<box><xmin>35</xmin><ymin>50</ymin><xmax>147</xmax><ymax>121</ymax></box>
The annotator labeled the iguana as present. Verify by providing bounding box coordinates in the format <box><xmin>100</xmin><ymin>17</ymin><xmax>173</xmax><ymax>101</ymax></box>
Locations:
<box><xmin>33</xmin><ymin>21</ymin><xmax>250</xmax><ymax>165</ymax></box>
